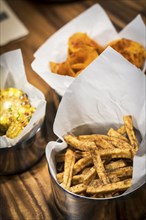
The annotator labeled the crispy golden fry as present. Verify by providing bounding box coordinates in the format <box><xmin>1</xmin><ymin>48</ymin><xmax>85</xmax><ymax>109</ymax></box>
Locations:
<box><xmin>107</xmin><ymin>128</ymin><xmax>129</xmax><ymax>142</ymax></box>
<box><xmin>89</xmin><ymin>179</ymin><xmax>103</xmax><ymax>187</ymax></box>
<box><xmin>78</xmin><ymin>134</ymin><xmax>110</xmax><ymax>141</ymax></box>
<box><xmin>75</xmin><ymin>151</ymin><xmax>90</xmax><ymax>159</ymax></box>
<box><xmin>90</xmin><ymin>148</ymin><xmax>110</xmax><ymax>185</ymax></box>
<box><xmin>62</xmin><ymin>149</ymin><xmax>76</xmax><ymax>188</ymax></box>
<box><xmin>81</xmin><ymin>167</ymin><xmax>91</xmax><ymax>174</ymax></box>
<box><xmin>109</xmin><ymin>136</ymin><xmax>132</xmax><ymax>150</ymax></box>
<box><xmin>105</xmin><ymin>159</ymin><xmax>127</xmax><ymax>171</ymax></box>
<box><xmin>117</xmin><ymin>125</ymin><xmax>126</xmax><ymax>135</ymax></box>
<box><xmin>108</xmin><ymin>166</ymin><xmax>133</xmax><ymax>179</ymax></box>
<box><xmin>99</xmin><ymin>148</ymin><xmax>133</xmax><ymax>159</ymax></box>
<box><xmin>73</xmin><ymin>156</ymin><xmax>93</xmax><ymax>175</ymax></box>
<box><xmin>108</xmin><ymin>174</ymin><xmax>120</xmax><ymax>183</ymax></box>
<box><xmin>83</xmin><ymin>167</ymin><xmax>96</xmax><ymax>185</ymax></box>
<box><xmin>56</xmin><ymin>172</ymin><xmax>63</xmax><ymax>183</ymax></box>
<box><xmin>64</xmin><ymin>134</ymin><xmax>96</xmax><ymax>151</ymax></box>
<box><xmin>95</xmin><ymin>138</ymin><xmax>114</xmax><ymax>149</ymax></box>
<box><xmin>124</xmin><ymin>115</ymin><xmax>139</xmax><ymax>151</ymax></box>
<box><xmin>57</xmin><ymin>173</ymin><xmax>84</xmax><ymax>185</ymax></box>
<box><xmin>70</xmin><ymin>183</ymin><xmax>87</xmax><ymax>194</ymax></box>
<box><xmin>72</xmin><ymin>174</ymin><xmax>84</xmax><ymax>185</ymax></box>
<box><xmin>86</xmin><ymin>179</ymin><xmax>132</xmax><ymax>194</ymax></box>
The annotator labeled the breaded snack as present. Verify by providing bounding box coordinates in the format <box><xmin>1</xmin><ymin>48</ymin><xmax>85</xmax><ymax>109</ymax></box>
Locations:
<box><xmin>108</xmin><ymin>38</ymin><xmax>146</xmax><ymax>69</ymax></box>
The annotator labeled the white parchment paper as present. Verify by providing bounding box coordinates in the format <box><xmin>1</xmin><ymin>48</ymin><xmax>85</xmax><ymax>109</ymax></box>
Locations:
<box><xmin>0</xmin><ymin>49</ymin><xmax>46</xmax><ymax>148</ymax></box>
<box><xmin>46</xmin><ymin>47</ymin><xmax>146</xmax><ymax>195</ymax></box>
<box><xmin>32</xmin><ymin>4</ymin><xmax>146</xmax><ymax>96</ymax></box>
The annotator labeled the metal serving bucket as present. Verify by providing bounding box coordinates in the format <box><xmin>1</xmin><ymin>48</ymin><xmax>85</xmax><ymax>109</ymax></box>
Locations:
<box><xmin>49</xmin><ymin>169</ymin><xmax>146</xmax><ymax>220</ymax></box>
<box><xmin>0</xmin><ymin>117</ymin><xmax>48</xmax><ymax>175</ymax></box>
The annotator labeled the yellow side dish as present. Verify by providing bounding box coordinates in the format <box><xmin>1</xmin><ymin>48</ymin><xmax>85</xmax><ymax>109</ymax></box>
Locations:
<box><xmin>0</xmin><ymin>88</ymin><xmax>35</xmax><ymax>138</ymax></box>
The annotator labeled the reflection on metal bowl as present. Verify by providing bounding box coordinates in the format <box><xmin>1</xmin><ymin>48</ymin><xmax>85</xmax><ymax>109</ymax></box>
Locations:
<box><xmin>0</xmin><ymin>118</ymin><xmax>48</xmax><ymax>176</ymax></box>
<box><xmin>50</xmin><ymin>172</ymin><xmax>146</xmax><ymax>220</ymax></box>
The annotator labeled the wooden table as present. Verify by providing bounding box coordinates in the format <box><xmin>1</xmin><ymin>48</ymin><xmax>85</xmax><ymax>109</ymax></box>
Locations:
<box><xmin>0</xmin><ymin>0</ymin><xmax>146</xmax><ymax>219</ymax></box>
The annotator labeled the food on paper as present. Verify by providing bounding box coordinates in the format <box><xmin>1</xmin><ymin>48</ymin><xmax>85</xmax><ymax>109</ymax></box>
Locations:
<box><xmin>0</xmin><ymin>88</ymin><xmax>36</xmax><ymax>138</ymax></box>
<box><xmin>55</xmin><ymin>115</ymin><xmax>139</xmax><ymax>198</ymax></box>
<box><xmin>107</xmin><ymin>38</ymin><xmax>146</xmax><ymax>69</ymax></box>
<box><xmin>50</xmin><ymin>32</ymin><xmax>101</xmax><ymax>77</ymax></box>
<box><xmin>50</xmin><ymin>33</ymin><xmax>146</xmax><ymax>78</ymax></box>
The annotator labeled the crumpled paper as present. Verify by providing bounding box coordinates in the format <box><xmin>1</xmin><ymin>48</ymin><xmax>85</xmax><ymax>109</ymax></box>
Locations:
<box><xmin>46</xmin><ymin>47</ymin><xmax>146</xmax><ymax>196</ymax></box>
<box><xmin>0</xmin><ymin>49</ymin><xmax>46</xmax><ymax>148</ymax></box>
<box><xmin>32</xmin><ymin>4</ymin><xmax>146</xmax><ymax>96</ymax></box>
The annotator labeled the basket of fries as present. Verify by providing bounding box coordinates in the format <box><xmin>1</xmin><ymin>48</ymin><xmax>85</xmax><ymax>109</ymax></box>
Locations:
<box><xmin>32</xmin><ymin>4</ymin><xmax>146</xmax><ymax>96</ymax></box>
<box><xmin>0</xmin><ymin>50</ymin><xmax>47</xmax><ymax>175</ymax></box>
<box><xmin>46</xmin><ymin>48</ymin><xmax>146</xmax><ymax>220</ymax></box>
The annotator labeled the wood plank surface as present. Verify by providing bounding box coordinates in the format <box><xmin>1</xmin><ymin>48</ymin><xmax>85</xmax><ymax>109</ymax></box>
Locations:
<box><xmin>0</xmin><ymin>0</ymin><xmax>146</xmax><ymax>220</ymax></box>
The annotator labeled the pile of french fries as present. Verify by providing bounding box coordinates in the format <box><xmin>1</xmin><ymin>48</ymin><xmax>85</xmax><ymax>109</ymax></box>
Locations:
<box><xmin>55</xmin><ymin>115</ymin><xmax>139</xmax><ymax>198</ymax></box>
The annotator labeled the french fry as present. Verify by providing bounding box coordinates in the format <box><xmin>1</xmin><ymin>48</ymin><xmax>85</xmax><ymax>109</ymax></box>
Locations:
<box><xmin>99</xmin><ymin>148</ymin><xmax>133</xmax><ymax>159</ymax></box>
<box><xmin>109</xmin><ymin>136</ymin><xmax>132</xmax><ymax>150</ymax></box>
<box><xmin>124</xmin><ymin>115</ymin><xmax>139</xmax><ymax>151</ymax></box>
<box><xmin>116</xmin><ymin>125</ymin><xmax>126</xmax><ymax>135</ymax></box>
<box><xmin>78</xmin><ymin>134</ymin><xmax>110</xmax><ymax>141</ymax></box>
<box><xmin>70</xmin><ymin>183</ymin><xmax>87</xmax><ymax>194</ymax></box>
<box><xmin>62</xmin><ymin>149</ymin><xmax>76</xmax><ymax>188</ymax></box>
<box><xmin>107</xmin><ymin>128</ymin><xmax>129</xmax><ymax>142</ymax></box>
<box><xmin>73</xmin><ymin>156</ymin><xmax>93</xmax><ymax>175</ymax></box>
<box><xmin>64</xmin><ymin>135</ymin><xmax>96</xmax><ymax>151</ymax></box>
<box><xmin>105</xmin><ymin>159</ymin><xmax>127</xmax><ymax>171</ymax></box>
<box><xmin>86</xmin><ymin>179</ymin><xmax>132</xmax><ymax>194</ymax></box>
<box><xmin>95</xmin><ymin>138</ymin><xmax>114</xmax><ymax>149</ymax></box>
<box><xmin>107</xmin><ymin>166</ymin><xmax>133</xmax><ymax>179</ymax></box>
<box><xmin>83</xmin><ymin>167</ymin><xmax>96</xmax><ymax>184</ymax></box>
<box><xmin>56</xmin><ymin>172</ymin><xmax>63</xmax><ymax>183</ymax></box>
<box><xmin>108</xmin><ymin>174</ymin><xmax>120</xmax><ymax>183</ymax></box>
<box><xmin>90</xmin><ymin>148</ymin><xmax>110</xmax><ymax>185</ymax></box>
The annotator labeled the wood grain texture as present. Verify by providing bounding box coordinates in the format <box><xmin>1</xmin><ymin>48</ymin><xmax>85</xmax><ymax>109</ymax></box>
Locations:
<box><xmin>0</xmin><ymin>0</ymin><xmax>146</xmax><ymax>219</ymax></box>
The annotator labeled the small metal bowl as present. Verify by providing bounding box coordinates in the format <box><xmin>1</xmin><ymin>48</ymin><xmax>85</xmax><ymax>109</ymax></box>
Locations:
<box><xmin>0</xmin><ymin>117</ymin><xmax>48</xmax><ymax>176</ymax></box>
<box><xmin>46</xmin><ymin>124</ymin><xmax>146</xmax><ymax>220</ymax></box>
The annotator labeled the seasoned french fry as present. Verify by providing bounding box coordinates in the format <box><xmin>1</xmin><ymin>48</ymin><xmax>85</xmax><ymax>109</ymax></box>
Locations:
<box><xmin>124</xmin><ymin>115</ymin><xmax>139</xmax><ymax>151</ymax></box>
<box><xmin>81</xmin><ymin>167</ymin><xmax>91</xmax><ymax>174</ymax></box>
<box><xmin>90</xmin><ymin>148</ymin><xmax>110</xmax><ymax>185</ymax></box>
<box><xmin>56</xmin><ymin>172</ymin><xmax>63</xmax><ymax>183</ymax></box>
<box><xmin>109</xmin><ymin>136</ymin><xmax>132</xmax><ymax>150</ymax></box>
<box><xmin>83</xmin><ymin>167</ymin><xmax>96</xmax><ymax>184</ymax></box>
<box><xmin>70</xmin><ymin>183</ymin><xmax>87</xmax><ymax>194</ymax></box>
<box><xmin>72</xmin><ymin>174</ymin><xmax>84</xmax><ymax>185</ymax></box>
<box><xmin>75</xmin><ymin>151</ymin><xmax>90</xmax><ymax>159</ymax></box>
<box><xmin>95</xmin><ymin>138</ymin><xmax>114</xmax><ymax>149</ymax></box>
<box><xmin>105</xmin><ymin>159</ymin><xmax>127</xmax><ymax>171</ymax></box>
<box><xmin>86</xmin><ymin>179</ymin><xmax>132</xmax><ymax>194</ymax></box>
<box><xmin>78</xmin><ymin>134</ymin><xmax>110</xmax><ymax>141</ymax></box>
<box><xmin>107</xmin><ymin>166</ymin><xmax>133</xmax><ymax>179</ymax></box>
<box><xmin>117</xmin><ymin>125</ymin><xmax>126</xmax><ymax>135</ymax></box>
<box><xmin>64</xmin><ymin>135</ymin><xmax>96</xmax><ymax>151</ymax></box>
<box><xmin>99</xmin><ymin>148</ymin><xmax>133</xmax><ymax>159</ymax></box>
<box><xmin>73</xmin><ymin>156</ymin><xmax>93</xmax><ymax>175</ymax></box>
<box><xmin>107</xmin><ymin>128</ymin><xmax>129</xmax><ymax>142</ymax></box>
<box><xmin>62</xmin><ymin>149</ymin><xmax>76</xmax><ymax>188</ymax></box>
<box><xmin>108</xmin><ymin>174</ymin><xmax>120</xmax><ymax>183</ymax></box>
